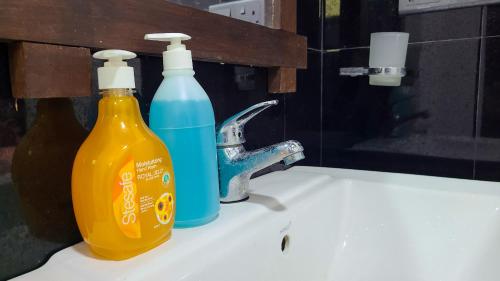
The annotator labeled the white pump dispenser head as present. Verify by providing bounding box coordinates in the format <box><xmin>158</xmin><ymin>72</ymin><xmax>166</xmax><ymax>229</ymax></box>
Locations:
<box><xmin>93</xmin><ymin>49</ymin><xmax>136</xmax><ymax>90</ymax></box>
<box><xmin>144</xmin><ymin>33</ymin><xmax>193</xmax><ymax>71</ymax></box>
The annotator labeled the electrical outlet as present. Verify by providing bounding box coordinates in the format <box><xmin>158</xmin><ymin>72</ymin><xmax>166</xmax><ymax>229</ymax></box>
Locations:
<box><xmin>209</xmin><ymin>0</ymin><xmax>265</xmax><ymax>26</ymax></box>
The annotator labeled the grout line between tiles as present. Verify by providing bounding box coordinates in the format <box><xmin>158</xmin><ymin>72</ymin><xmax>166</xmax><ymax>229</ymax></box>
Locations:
<box><xmin>324</xmin><ymin>34</ymin><xmax>500</xmax><ymax>53</ymax></box>
<box><xmin>319</xmin><ymin>0</ymin><xmax>324</xmax><ymax>166</ymax></box>
<box><xmin>283</xmin><ymin>95</ymin><xmax>286</xmax><ymax>142</ymax></box>
<box><xmin>320</xmin><ymin>48</ymin><xmax>324</xmax><ymax>167</ymax></box>
<box><xmin>408</xmin><ymin>36</ymin><xmax>484</xmax><ymax>45</ymax></box>
<box><xmin>320</xmin><ymin>0</ymin><xmax>324</xmax><ymax>52</ymax></box>
<box><xmin>307</xmin><ymin>47</ymin><xmax>323</xmax><ymax>52</ymax></box>
<box><xmin>473</xmin><ymin>6</ymin><xmax>488</xmax><ymax>180</ymax></box>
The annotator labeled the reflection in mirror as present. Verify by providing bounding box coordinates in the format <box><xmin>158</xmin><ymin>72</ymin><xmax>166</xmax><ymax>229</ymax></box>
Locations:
<box><xmin>0</xmin><ymin>96</ymin><xmax>88</xmax><ymax>280</ymax></box>
<box><xmin>166</xmin><ymin>0</ymin><xmax>279</xmax><ymax>28</ymax></box>
<box><xmin>12</xmin><ymin>98</ymin><xmax>87</xmax><ymax>243</ymax></box>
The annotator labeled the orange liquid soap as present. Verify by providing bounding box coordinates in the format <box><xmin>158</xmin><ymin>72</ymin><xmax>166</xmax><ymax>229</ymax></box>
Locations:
<box><xmin>72</xmin><ymin>50</ymin><xmax>175</xmax><ymax>260</ymax></box>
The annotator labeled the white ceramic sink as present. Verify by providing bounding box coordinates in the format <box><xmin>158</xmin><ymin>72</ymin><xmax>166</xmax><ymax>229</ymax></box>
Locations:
<box><xmin>12</xmin><ymin>166</ymin><xmax>500</xmax><ymax>281</ymax></box>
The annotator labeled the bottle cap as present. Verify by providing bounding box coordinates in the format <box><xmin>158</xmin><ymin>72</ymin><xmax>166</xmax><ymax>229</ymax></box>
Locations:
<box><xmin>93</xmin><ymin>49</ymin><xmax>136</xmax><ymax>90</ymax></box>
<box><xmin>144</xmin><ymin>33</ymin><xmax>193</xmax><ymax>71</ymax></box>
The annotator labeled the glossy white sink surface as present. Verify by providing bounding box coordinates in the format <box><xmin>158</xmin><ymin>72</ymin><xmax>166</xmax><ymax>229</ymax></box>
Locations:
<box><xmin>13</xmin><ymin>166</ymin><xmax>500</xmax><ymax>281</ymax></box>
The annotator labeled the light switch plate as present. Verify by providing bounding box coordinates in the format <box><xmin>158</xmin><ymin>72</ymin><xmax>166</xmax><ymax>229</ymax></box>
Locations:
<box><xmin>209</xmin><ymin>0</ymin><xmax>265</xmax><ymax>26</ymax></box>
<box><xmin>399</xmin><ymin>0</ymin><xmax>500</xmax><ymax>14</ymax></box>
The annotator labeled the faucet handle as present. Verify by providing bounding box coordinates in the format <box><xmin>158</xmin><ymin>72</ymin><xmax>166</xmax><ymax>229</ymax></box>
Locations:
<box><xmin>216</xmin><ymin>100</ymin><xmax>278</xmax><ymax>146</ymax></box>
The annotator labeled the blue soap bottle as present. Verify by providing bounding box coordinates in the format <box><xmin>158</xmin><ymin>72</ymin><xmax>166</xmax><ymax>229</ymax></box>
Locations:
<box><xmin>145</xmin><ymin>33</ymin><xmax>220</xmax><ymax>228</ymax></box>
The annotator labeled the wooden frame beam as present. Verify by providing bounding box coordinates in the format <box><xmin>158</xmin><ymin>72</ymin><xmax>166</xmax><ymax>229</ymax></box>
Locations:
<box><xmin>268</xmin><ymin>0</ymin><xmax>300</xmax><ymax>93</ymax></box>
<box><xmin>9</xmin><ymin>42</ymin><xmax>91</xmax><ymax>99</ymax></box>
<box><xmin>0</xmin><ymin>0</ymin><xmax>306</xmax><ymax>69</ymax></box>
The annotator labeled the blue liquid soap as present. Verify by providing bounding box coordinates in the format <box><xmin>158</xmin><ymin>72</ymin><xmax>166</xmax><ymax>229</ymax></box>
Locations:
<box><xmin>149</xmin><ymin>70</ymin><xmax>220</xmax><ymax>228</ymax></box>
<box><xmin>145</xmin><ymin>33</ymin><xmax>220</xmax><ymax>227</ymax></box>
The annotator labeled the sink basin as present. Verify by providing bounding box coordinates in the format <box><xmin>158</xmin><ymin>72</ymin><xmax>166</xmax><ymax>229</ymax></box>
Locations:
<box><xmin>12</xmin><ymin>166</ymin><xmax>500</xmax><ymax>281</ymax></box>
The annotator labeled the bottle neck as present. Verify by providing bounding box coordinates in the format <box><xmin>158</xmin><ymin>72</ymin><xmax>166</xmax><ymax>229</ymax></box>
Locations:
<box><xmin>97</xmin><ymin>89</ymin><xmax>143</xmax><ymax>122</ymax></box>
<box><xmin>100</xmin><ymin>89</ymin><xmax>134</xmax><ymax>97</ymax></box>
<box><xmin>162</xmin><ymin>69</ymin><xmax>195</xmax><ymax>77</ymax></box>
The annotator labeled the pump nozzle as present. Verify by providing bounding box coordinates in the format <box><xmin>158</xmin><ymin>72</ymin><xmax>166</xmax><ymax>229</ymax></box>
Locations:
<box><xmin>145</xmin><ymin>33</ymin><xmax>191</xmax><ymax>43</ymax></box>
<box><xmin>144</xmin><ymin>33</ymin><xmax>193</xmax><ymax>71</ymax></box>
<box><xmin>93</xmin><ymin>49</ymin><xmax>136</xmax><ymax>90</ymax></box>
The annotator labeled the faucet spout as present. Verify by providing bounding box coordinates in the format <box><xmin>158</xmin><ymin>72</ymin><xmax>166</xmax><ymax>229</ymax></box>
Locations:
<box><xmin>218</xmin><ymin>140</ymin><xmax>304</xmax><ymax>203</ymax></box>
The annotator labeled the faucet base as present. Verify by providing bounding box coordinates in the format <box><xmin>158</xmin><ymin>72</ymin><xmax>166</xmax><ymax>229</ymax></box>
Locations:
<box><xmin>218</xmin><ymin>140</ymin><xmax>305</xmax><ymax>203</ymax></box>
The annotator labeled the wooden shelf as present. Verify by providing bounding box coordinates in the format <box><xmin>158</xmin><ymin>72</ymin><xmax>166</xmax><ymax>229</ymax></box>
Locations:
<box><xmin>0</xmin><ymin>0</ymin><xmax>307</xmax><ymax>69</ymax></box>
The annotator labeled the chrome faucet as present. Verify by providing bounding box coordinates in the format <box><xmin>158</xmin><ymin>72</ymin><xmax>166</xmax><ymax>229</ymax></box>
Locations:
<box><xmin>216</xmin><ymin>100</ymin><xmax>305</xmax><ymax>203</ymax></box>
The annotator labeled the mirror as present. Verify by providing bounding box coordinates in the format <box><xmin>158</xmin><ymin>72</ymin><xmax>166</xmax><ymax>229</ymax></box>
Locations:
<box><xmin>166</xmin><ymin>0</ymin><xmax>279</xmax><ymax>28</ymax></box>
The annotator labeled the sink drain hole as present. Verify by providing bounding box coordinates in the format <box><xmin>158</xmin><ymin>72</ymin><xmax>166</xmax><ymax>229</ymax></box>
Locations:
<box><xmin>281</xmin><ymin>235</ymin><xmax>290</xmax><ymax>254</ymax></box>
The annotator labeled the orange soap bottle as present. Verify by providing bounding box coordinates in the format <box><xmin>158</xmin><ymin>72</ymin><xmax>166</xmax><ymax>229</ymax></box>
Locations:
<box><xmin>72</xmin><ymin>50</ymin><xmax>175</xmax><ymax>260</ymax></box>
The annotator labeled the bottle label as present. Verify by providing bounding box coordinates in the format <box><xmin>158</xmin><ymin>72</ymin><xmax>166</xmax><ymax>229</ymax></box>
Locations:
<box><xmin>155</xmin><ymin>193</ymin><xmax>174</xmax><ymax>225</ymax></box>
<box><xmin>135</xmin><ymin>158</ymin><xmax>174</xmax><ymax>225</ymax></box>
<box><xmin>113</xmin><ymin>157</ymin><xmax>174</xmax><ymax>238</ymax></box>
<box><xmin>113</xmin><ymin>159</ymin><xmax>141</xmax><ymax>239</ymax></box>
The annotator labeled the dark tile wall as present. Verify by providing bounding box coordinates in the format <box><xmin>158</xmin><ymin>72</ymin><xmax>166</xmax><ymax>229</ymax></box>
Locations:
<box><xmin>298</xmin><ymin>0</ymin><xmax>323</xmax><ymax>50</ymax></box>
<box><xmin>290</xmin><ymin>0</ymin><xmax>500</xmax><ymax>181</ymax></box>
<box><xmin>285</xmin><ymin>51</ymin><xmax>322</xmax><ymax>166</ymax></box>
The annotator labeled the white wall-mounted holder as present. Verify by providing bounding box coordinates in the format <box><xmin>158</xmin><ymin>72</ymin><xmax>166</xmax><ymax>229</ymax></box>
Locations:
<box><xmin>339</xmin><ymin>32</ymin><xmax>409</xmax><ymax>87</ymax></box>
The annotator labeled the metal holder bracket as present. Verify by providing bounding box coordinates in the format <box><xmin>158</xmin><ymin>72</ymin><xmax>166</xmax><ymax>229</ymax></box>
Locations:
<box><xmin>339</xmin><ymin>67</ymin><xmax>407</xmax><ymax>77</ymax></box>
